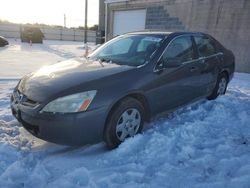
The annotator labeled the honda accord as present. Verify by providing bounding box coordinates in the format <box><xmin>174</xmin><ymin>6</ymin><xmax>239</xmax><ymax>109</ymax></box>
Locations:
<box><xmin>11</xmin><ymin>31</ymin><xmax>235</xmax><ymax>149</ymax></box>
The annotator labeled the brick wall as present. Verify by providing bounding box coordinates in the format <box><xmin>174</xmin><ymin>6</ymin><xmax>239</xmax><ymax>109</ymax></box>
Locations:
<box><xmin>106</xmin><ymin>0</ymin><xmax>250</xmax><ymax>73</ymax></box>
<box><xmin>146</xmin><ymin>6</ymin><xmax>185</xmax><ymax>30</ymax></box>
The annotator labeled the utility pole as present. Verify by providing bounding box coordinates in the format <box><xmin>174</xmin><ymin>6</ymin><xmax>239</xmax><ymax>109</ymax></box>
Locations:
<box><xmin>84</xmin><ymin>0</ymin><xmax>88</xmax><ymax>44</ymax></box>
<box><xmin>64</xmin><ymin>14</ymin><xmax>66</xmax><ymax>28</ymax></box>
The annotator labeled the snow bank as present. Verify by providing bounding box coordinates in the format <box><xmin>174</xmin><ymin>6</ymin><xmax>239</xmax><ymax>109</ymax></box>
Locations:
<box><xmin>0</xmin><ymin>73</ymin><xmax>249</xmax><ymax>187</ymax></box>
<box><xmin>0</xmin><ymin>39</ymin><xmax>250</xmax><ymax>187</ymax></box>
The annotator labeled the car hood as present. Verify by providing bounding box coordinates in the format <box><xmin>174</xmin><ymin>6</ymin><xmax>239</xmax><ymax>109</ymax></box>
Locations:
<box><xmin>18</xmin><ymin>58</ymin><xmax>134</xmax><ymax>102</ymax></box>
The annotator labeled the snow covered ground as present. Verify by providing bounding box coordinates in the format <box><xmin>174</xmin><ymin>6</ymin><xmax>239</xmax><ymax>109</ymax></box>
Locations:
<box><xmin>0</xmin><ymin>39</ymin><xmax>94</xmax><ymax>78</ymax></box>
<box><xmin>0</xmin><ymin>39</ymin><xmax>250</xmax><ymax>188</ymax></box>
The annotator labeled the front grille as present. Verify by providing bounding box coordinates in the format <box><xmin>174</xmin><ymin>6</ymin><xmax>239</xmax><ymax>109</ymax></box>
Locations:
<box><xmin>13</xmin><ymin>90</ymin><xmax>39</xmax><ymax>107</ymax></box>
<box><xmin>22</xmin><ymin>98</ymin><xmax>38</xmax><ymax>107</ymax></box>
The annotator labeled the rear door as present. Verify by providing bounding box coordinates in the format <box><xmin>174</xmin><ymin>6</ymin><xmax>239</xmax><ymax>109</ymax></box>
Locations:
<box><xmin>193</xmin><ymin>35</ymin><xmax>220</xmax><ymax>96</ymax></box>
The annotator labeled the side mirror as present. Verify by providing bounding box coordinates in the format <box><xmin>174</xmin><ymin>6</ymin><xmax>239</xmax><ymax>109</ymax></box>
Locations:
<box><xmin>155</xmin><ymin>58</ymin><xmax>183</xmax><ymax>72</ymax></box>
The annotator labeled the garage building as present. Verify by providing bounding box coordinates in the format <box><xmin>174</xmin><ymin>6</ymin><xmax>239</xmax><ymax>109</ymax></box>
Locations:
<box><xmin>99</xmin><ymin>0</ymin><xmax>250</xmax><ymax>73</ymax></box>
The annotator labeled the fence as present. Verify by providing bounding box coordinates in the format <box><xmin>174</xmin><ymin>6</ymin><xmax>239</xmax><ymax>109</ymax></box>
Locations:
<box><xmin>0</xmin><ymin>24</ymin><xmax>20</xmax><ymax>38</ymax></box>
<box><xmin>0</xmin><ymin>23</ymin><xmax>96</xmax><ymax>42</ymax></box>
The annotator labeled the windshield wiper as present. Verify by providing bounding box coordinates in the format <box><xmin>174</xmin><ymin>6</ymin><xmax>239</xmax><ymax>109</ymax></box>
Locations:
<box><xmin>98</xmin><ymin>58</ymin><xmax>115</xmax><ymax>67</ymax></box>
<box><xmin>98</xmin><ymin>59</ymin><xmax>105</xmax><ymax>67</ymax></box>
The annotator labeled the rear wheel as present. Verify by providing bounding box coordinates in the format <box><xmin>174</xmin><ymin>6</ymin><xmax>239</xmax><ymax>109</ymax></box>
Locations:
<box><xmin>104</xmin><ymin>97</ymin><xmax>145</xmax><ymax>149</ymax></box>
<box><xmin>207</xmin><ymin>73</ymin><xmax>228</xmax><ymax>100</ymax></box>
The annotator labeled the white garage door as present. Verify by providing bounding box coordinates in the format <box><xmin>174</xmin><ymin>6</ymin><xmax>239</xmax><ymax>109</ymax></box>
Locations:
<box><xmin>113</xmin><ymin>9</ymin><xmax>146</xmax><ymax>37</ymax></box>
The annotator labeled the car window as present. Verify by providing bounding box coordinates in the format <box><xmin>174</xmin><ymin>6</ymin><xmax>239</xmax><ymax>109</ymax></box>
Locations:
<box><xmin>212</xmin><ymin>38</ymin><xmax>225</xmax><ymax>53</ymax></box>
<box><xmin>89</xmin><ymin>35</ymin><xmax>164</xmax><ymax>67</ymax></box>
<box><xmin>194</xmin><ymin>36</ymin><xmax>216</xmax><ymax>57</ymax></box>
<box><xmin>112</xmin><ymin>38</ymin><xmax>133</xmax><ymax>54</ymax></box>
<box><xmin>162</xmin><ymin>36</ymin><xmax>194</xmax><ymax>63</ymax></box>
<box><xmin>136</xmin><ymin>37</ymin><xmax>161</xmax><ymax>53</ymax></box>
<box><xmin>99</xmin><ymin>37</ymin><xmax>133</xmax><ymax>56</ymax></box>
<box><xmin>137</xmin><ymin>40</ymin><xmax>151</xmax><ymax>52</ymax></box>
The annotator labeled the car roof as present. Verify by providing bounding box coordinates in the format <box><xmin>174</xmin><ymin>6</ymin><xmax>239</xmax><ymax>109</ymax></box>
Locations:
<box><xmin>126</xmin><ymin>31</ymin><xmax>173</xmax><ymax>36</ymax></box>
<box><xmin>125</xmin><ymin>30</ymin><xmax>204</xmax><ymax>37</ymax></box>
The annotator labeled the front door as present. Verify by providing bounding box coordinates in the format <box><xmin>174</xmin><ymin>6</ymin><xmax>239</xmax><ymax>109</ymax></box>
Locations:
<box><xmin>146</xmin><ymin>35</ymin><xmax>202</xmax><ymax>115</ymax></box>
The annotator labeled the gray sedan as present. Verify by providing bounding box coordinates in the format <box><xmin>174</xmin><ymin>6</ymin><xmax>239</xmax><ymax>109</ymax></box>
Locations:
<box><xmin>11</xmin><ymin>31</ymin><xmax>235</xmax><ymax>149</ymax></box>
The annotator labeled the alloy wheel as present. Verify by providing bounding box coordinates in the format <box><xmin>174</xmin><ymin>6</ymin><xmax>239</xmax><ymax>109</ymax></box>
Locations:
<box><xmin>115</xmin><ymin>108</ymin><xmax>141</xmax><ymax>141</ymax></box>
<box><xmin>217</xmin><ymin>77</ymin><xmax>227</xmax><ymax>95</ymax></box>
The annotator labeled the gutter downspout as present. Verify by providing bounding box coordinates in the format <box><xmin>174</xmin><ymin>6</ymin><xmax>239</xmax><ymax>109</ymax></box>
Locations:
<box><xmin>105</xmin><ymin>2</ymin><xmax>108</xmax><ymax>42</ymax></box>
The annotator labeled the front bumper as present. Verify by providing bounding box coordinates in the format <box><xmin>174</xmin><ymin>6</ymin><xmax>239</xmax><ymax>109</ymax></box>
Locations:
<box><xmin>11</xmin><ymin>97</ymin><xmax>108</xmax><ymax>146</ymax></box>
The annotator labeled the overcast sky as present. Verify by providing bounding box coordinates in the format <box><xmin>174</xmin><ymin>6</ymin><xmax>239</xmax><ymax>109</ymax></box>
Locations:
<box><xmin>0</xmin><ymin>0</ymin><xmax>99</xmax><ymax>27</ymax></box>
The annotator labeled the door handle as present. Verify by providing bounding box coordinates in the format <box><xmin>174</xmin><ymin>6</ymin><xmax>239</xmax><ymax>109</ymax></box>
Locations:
<box><xmin>198</xmin><ymin>57</ymin><xmax>206</xmax><ymax>63</ymax></box>
<box><xmin>190</xmin><ymin>66</ymin><xmax>198</xmax><ymax>72</ymax></box>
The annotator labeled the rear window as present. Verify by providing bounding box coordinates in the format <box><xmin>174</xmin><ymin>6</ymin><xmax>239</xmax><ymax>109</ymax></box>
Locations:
<box><xmin>194</xmin><ymin>36</ymin><xmax>217</xmax><ymax>57</ymax></box>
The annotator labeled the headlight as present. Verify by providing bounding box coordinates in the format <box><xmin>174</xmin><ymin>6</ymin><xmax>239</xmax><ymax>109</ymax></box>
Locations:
<box><xmin>41</xmin><ymin>90</ymin><xmax>97</xmax><ymax>113</ymax></box>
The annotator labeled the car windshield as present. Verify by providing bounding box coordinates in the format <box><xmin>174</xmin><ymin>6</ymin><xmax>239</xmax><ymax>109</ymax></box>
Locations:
<box><xmin>89</xmin><ymin>35</ymin><xmax>165</xmax><ymax>67</ymax></box>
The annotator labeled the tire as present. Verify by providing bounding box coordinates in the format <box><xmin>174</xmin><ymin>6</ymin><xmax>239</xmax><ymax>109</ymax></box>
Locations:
<box><xmin>207</xmin><ymin>72</ymin><xmax>228</xmax><ymax>100</ymax></box>
<box><xmin>104</xmin><ymin>97</ymin><xmax>145</xmax><ymax>149</ymax></box>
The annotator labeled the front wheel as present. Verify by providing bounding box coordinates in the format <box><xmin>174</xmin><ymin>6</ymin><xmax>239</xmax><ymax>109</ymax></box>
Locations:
<box><xmin>207</xmin><ymin>73</ymin><xmax>228</xmax><ymax>100</ymax></box>
<box><xmin>104</xmin><ymin>97</ymin><xmax>145</xmax><ymax>149</ymax></box>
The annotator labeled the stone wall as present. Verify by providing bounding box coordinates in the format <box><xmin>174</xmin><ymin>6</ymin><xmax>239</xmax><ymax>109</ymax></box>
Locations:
<box><xmin>106</xmin><ymin>0</ymin><xmax>250</xmax><ymax>72</ymax></box>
